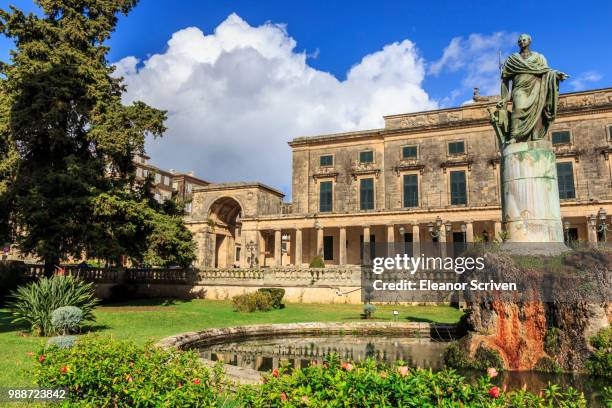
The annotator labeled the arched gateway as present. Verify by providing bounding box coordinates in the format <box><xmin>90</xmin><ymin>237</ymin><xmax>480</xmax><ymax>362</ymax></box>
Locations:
<box><xmin>207</xmin><ymin>197</ymin><xmax>242</xmax><ymax>268</ymax></box>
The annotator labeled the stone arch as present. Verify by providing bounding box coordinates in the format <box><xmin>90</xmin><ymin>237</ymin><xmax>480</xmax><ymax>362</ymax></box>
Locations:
<box><xmin>206</xmin><ymin>196</ymin><xmax>243</xmax><ymax>268</ymax></box>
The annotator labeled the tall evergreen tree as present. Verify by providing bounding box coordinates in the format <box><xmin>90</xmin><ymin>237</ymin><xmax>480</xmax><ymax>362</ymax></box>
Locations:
<box><xmin>0</xmin><ymin>1</ymin><xmax>195</xmax><ymax>273</ymax></box>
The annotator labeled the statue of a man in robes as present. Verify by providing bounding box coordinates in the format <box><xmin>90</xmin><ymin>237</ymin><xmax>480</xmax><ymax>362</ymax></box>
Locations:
<box><xmin>490</xmin><ymin>34</ymin><xmax>568</xmax><ymax>144</ymax></box>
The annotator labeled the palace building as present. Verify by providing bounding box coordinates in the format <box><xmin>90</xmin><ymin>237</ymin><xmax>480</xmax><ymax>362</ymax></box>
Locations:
<box><xmin>186</xmin><ymin>88</ymin><xmax>612</xmax><ymax>269</ymax></box>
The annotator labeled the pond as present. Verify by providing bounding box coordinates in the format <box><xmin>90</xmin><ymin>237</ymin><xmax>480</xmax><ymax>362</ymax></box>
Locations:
<box><xmin>196</xmin><ymin>334</ymin><xmax>607</xmax><ymax>406</ymax></box>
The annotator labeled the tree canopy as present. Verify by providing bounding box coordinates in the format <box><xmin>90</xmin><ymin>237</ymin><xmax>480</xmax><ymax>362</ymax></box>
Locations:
<box><xmin>0</xmin><ymin>1</ymin><xmax>195</xmax><ymax>271</ymax></box>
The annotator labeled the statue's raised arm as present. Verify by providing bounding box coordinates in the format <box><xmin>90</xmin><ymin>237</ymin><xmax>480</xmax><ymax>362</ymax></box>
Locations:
<box><xmin>493</xmin><ymin>33</ymin><xmax>568</xmax><ymax>144</ymax></box>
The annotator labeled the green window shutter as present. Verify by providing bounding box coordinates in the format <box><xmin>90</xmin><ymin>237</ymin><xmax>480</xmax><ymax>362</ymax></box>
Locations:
<box><xmin>360</xmin><ymin>178</ymin><xmax>374</xmax><ymax>210</ymax></box>
<box><xmin>450</xmin><ymin>170</ymin><xmax>467</xmax><ymax>205</ymax></box>
<box><xmin>319</xmin><ymin>181</ymin><xmax>333</xmax><ymax>212</ymax></box>
<box><xmin>320</xmin><ymin>155</ymin><xmax>333</xmax><ymax>166</ymax></box>
<box><xmin>402</xmin><ymin>146</ymin><xmax>417</xmax><ymax>159</ymax></box>
<box><xmin>448</xmin><ymin>141</ymin><xmax>465</xmax><ymax>155</ymax></box>
<box><xmin>551</xmin><ymin>131</ymin><xmax>570</xmax><ymax>145</ymax></box>
<box><xmin>403</xmin><ymin>174</ymin><xmax>419</xmax><ymax>207</ymax></box>
<box><xmin>556</xmin><ymin>162</ymin><xmax>576</xmax><ymax>199</ymax></box>
<box><xmin>359</xmin><ymin>151</ymin><xmax>374</xmax><ymax>163</ymax></box>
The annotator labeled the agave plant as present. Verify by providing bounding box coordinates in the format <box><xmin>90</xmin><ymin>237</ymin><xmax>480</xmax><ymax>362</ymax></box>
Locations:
<box><xmin>7</xmin><ymin>276</ymin><xmax>99</xmax><ymax>336</ymax></box>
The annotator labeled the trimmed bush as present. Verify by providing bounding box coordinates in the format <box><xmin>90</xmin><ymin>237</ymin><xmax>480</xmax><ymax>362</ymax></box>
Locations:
<box><xmin>232</xmin><ymin>291</ymin><xmax>273</xmax><ymax>312</ymax></box>
<box><xmin>363</xmin><ymin>303</ymin><xmax>376</xmax><ymax>319</ymax></box>
<box><xmin>236</xmin><ymin>355</ymin><xmax>586</xmax><ymax>407</ymax></box>
<box><xmin>51</xmin><ymin>306</ymin><xmax>83</xmax><ymax>335</ymax></box>
<box><xmin>309</xmin><ymin>255</ymin><xmax>325</xmax><ymax>268</ymax></box>
<box><xmin>586</xmin><ymin>327</ymin><xmax>611</xmax><ymax>378</ymax></box>
<box><xmin>7</xmin><ymin>276</ymin><xmax>98</xmax><ymax>336</ymax></box>
<box><xmin>33</xmin><ymin>335</ymin><xmax>225</xmax><ymax>407</ymax></box>
<box><xmin>257</xmin><ymin>288</ymin><xmax>285</xmax><ymax>309</ymax></box>
<box><xmin>46</xmin><ymin>336</ymin><xmax>77</xmax><ymax>350</ymax></box>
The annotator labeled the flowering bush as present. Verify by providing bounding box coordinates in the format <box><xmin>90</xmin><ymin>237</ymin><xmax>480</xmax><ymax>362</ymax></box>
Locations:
<box><xmin>33</xmin><ymin>335</ymin><xmax>227</xmax><ymax>407</ymax></box>
<box><xmin>236</xmin><ymin>355</ymin><xmax>587</xmax><ymax>407</ymax></box>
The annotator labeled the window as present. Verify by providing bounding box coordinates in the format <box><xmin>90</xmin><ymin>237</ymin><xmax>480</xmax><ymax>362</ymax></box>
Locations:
<box><xmin>448</xmin><ymin>141</ymin><xmax>465</xmax><ymax>155</ymax></box>
<box><xmin>136</xmin><ymin>167</ymin><xmax>143</xmax><ymax>177</ymax></box>
<box><xmin>184</xmin><ymin>202</ymin><xmax>192</xmax><ymax>213</ymax></box>
<box><xmin>359</xmin><ymin>150</ymin><xmax>374</xmax><ymax>164</ymax></box>
<box><xmin>402</xmin><ymin>145</ymin><xmax>418</xmax><ymax>159</ymax></box>
<box><xmin>360</xmin><ymin>178</ymin><xmax>374</xmax><ymax>210</ymax></box>
<box><xmin>557</xmin><ymin>162</ymin><xmax>576</xmax><ymax>199</ymax></box>
<box><xmin>320</xmin><ymin>155</ymin><xmax>333</xmax><ymax>167</ymax></box>
<box><xmin>552</xmin><ymin>131</ymin><xmax>570</xmax><ymax>145</ymax></box>
<box><xmin>163</xmin><ymin>175</ymin><xmax>170</xmax><ymax>185</ymax></box>
<box><xmin>143</xmin><ymin>169</ymin><xmax>149</xmax><ymax>177</ymax></box>
<box><xmin>186</xmin><ymin>183</ymin><xmax>192</xmax><ymax>193</ymax></box>
<box><xmin>608</xmin><ymin>125</ymin><xmax>612</xmax><ymax>141</ymax></box>
<box><xmin>319</xmin><ymin>181</ymin><xmax>333</xmax><ymax>212</ymax></box>
<box><xmin>323</xmin><ymin>236</ymin><xmax>333</xmax><ymax>260</ymax></box>
<box><xmin>235</xmin><ymin>247</ymin><xmax>241</xmax><ymax>262</ymax></box>
<box><xmin>154</xmin><ymin>173</ymin><xmax>161</xmax><ymax>183</ymax></box>
<box><xmin>403</xmin><ymin>174</ymin><xmax>419</xmax><ymax>207</ymax></box>
<box><xmin>172</xmin><ymin>181</ymin><xmax>179</xmax><ymax>190</ymax></box>
<box><xmin>450</xmin><ymin>170</ymin><xmax>467</xmax><ymax>205</ymax></box>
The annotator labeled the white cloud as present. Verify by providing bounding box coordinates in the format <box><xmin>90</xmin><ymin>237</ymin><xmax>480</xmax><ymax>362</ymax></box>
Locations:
<box><xmin>569</xmin><ymin>71</ymin><xmax>602</xmax><ymax>91</ymax></box>
<box><xmin>115</xmin><ymin>13</ymin><xmax>436</xmax><ymax>197</ymax></box>
<box><xmin>429</xmin><ymin>32</ymin><xmax>517</xmax><ymax>103</ymax></box>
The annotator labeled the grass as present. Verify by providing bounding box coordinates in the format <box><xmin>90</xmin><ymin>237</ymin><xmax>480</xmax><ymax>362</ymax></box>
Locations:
<box><xmin>0</xmin><ymin>299</ymin><xmax>462</xmax><ymax>389</ymax></box>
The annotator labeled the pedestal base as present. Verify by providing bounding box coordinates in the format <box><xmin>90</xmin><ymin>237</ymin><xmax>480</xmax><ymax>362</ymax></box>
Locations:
<box><xmin>502</xmin><ymin>140</ymin><xmax>565</xmax><ymax>247</ymax></box>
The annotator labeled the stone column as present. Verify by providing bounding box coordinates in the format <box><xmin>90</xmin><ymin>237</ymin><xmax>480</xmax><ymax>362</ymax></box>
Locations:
<box><xmin>258</xmin><ymin>230</ymin><xmax>266</xmax><ymax>267</ymax></box>
<box><xmin>386</xmin><ymin>225</ymin><xmax>395</xmax><ymax>257</ymax></box>
<box><xmin>316</xmin><ymin>227</ymin><xmax>324</xmax><ymax>257</ymax></box>
<box><xmin>339</xmin><ymin>227</ymin><xmax>347</xmax><ymax>265</ymax></box>
<box><xmin>240</xmin><ymin>229</ymin><xmax>248</xmax><ymax>268</ymax></box>
<box><xmin>439</xmin><ymin>226</ymin><xmax>447</xmax><ymax>258</ymax></box>
<box><xmin>587</xmin><ymin>217</ymin><xmax>598</xmax><ymax>244</ymax></box>
<box><xmin>465</xmin><ymin>221</ymin><xmax>474</xmax><ymax>243</ymax></box>
<box><xmin>363</xmin><ymin>226</ymin><xmax>371</xmax><ymax>264</ymax></box>
<box><xmin>295</xmin><ymin>228</ymin><xmax>303</xmax><ymax>266</ymax></box>
<box><xmin>412</xmin><ymin>223</ymin><xmax>421</xmax><ymax>256</ymax></box>
<box><xmin>494</xmin><ymin>221</ymin><xmax>503</xmax><ymax>242</ymax></box>
<box><xmin>274</xmin><ymin>229</ymin><xmax>282</xmax><ymax>267</ymax></box>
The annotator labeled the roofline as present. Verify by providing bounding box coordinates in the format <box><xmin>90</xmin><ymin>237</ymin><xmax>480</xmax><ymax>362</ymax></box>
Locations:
<box><xmin>288</xmin><ymin>87</ymin><xmax>612</xmax><ymax>147</ymax></box>
<box><xmin>194</xmin><ymin>182</ymin><xmax>285</xmax><ymax>197</ymax></box>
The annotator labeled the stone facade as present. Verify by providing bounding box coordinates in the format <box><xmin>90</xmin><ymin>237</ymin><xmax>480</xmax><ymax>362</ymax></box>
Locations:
<box><xmin>189</xmin><ymin>88</ymin><xmax>612</xmax><ymax>268</ymax></box>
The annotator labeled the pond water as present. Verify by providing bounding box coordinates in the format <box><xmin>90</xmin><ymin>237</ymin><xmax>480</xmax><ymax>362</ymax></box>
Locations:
<box><xmin>196</xmin><ymin>334</ymin><xmax>607</xmax><ymax>406</ymax></box>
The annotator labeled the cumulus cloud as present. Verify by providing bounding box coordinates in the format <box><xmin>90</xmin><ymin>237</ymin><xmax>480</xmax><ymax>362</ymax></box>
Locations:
<box><xmin>429</xmin><ymin>32</ymin><xmax>517</xmax><ymax>104</ymax></box>
<box><xmin>569</xmin><ymin>71</ymin><xmax>602</xmax><ymax>91</ymax></box>
<box><xmin>115</xmin><ymin>13</ymin><xmax>436</xmax><ymax>196</ymax></box>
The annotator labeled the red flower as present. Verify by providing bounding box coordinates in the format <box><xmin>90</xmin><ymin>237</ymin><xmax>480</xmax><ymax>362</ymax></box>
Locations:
<box><xmin>60</xmin><ymin>366</ymin><xmax>69</xmax><ymax>374</ymax></box>
<box><xmin>193</xmin><ymin>378</ymin><xmax>201</xmax><ymax>385</ymax></box>
<box><xmin>488</xmin><ymin>386</ymin><xmax>500</xmax><ymax>398</ymax></box>
<box><xmin>38</xmin><ymin>355</ymin><xmax>46</xmax><ymax>363</ymax></box>
<box><xmin>272</xmin><ymin>368</ymin><xmax>279</xmax><ymax>377</ymax></box>
<box><xmin>341</xmin><ymin>362</ymin><xmax>354</xmax><ymax>372</ymax></box>
<box><xmin>280</xmin><ymin>392</ymin><xmax>287</xmax><ymax>401</ymax></box>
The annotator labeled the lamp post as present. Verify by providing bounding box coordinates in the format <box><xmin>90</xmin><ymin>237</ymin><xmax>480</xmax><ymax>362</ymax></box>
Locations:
<box><xmin>399</xmin><ymin>226</ymin><xmax>406</xmax><ymax>254</ymax></box>
<box><xmin>563</xmin><ymin>220</ymin><xmax>571</xmax><ymax>243</ymax></box>
<box><xmin>428</xmin><ymin>216</ymin><xmax>444</xmax><ymax>239</ymax></box>
<box><xmin>594</xmin><ymin>208</ymin><xmax>611</xmax><ymax>243</ymax></box>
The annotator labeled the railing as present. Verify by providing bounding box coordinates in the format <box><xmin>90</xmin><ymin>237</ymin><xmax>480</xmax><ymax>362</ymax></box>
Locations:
<box><xmin>127</xmin><ymin>268</ymin><xmax>191</xmax><ymax>284</ymax></box>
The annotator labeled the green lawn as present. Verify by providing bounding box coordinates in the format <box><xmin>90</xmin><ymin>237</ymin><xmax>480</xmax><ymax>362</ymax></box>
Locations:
<box><xmin>0</xmin><ymin>299</ymin><xmax>462</xmax><ymax>389</ymax></box>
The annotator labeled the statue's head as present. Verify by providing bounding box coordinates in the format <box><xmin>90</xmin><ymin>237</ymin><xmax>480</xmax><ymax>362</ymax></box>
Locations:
<box><xmin>517</xmin><ymin>34</ymin><xmax>532</xmax><ymax>50</ymax></box>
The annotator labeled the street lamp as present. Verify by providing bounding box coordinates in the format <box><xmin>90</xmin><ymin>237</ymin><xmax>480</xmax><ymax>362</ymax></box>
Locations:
<box><xmin>563</xmin><ymin>220</ymin><xmax>571</xmax><ymax>243</ymax></box>
<box><xmin>593</xmin><ymin>208</ymin><xmax>611</xmax><ymax>242</ymax></box>
<box><xmin>428</xmin><ymin>216</ymin><xmax>444</xmax><ymax>238</ymax></box>
<box><xmin>399</xmin><ymin>226</ymin><xmax>406</xmax><ymax>254</ymax></box>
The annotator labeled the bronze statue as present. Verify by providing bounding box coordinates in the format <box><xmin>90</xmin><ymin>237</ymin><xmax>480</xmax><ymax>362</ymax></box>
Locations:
<box><xmin>490</xmin><ymin>34</ymin><xmax>568</xmax><ymax>145</ymax></box>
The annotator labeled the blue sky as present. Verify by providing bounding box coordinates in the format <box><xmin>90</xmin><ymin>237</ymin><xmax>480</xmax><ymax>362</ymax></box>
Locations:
<box><xmin>1</xmin><ymin>0</ymin><xmax>611</xmax><ymax>195</ymax></box>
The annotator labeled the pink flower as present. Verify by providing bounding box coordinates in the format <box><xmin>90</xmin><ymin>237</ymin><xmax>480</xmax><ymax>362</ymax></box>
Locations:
<box><xmin>301</xmin><ymin>396</ymin><xmax>309</xmax><ymax>403</ymax></box>
<box><xmin>38</xmin><ymin>355</ymin><xmax>46</xmax><ymax>363</ymax></box>
<box><xmin>280</xmin><ymin>392</ymin><xmax>287</xmax><ymax>401</ymax></box>
<box><xmin>397</xmin><ymin>366</ymin><xmax>409</xmax><ymax>377</ymax></box>
<box><xmin>272</xmin><ymin>368</ymin><xmax>279</xmax><ymax>377</ymax></box>
<box><xmin>341</xmin><ymin>362</ymin><xmax>354</xmax><ymax>372</ymax></box>
<box><xmin>487</xmin><ymin>367</ymin><xmax>498</xmax><ymax>378</ymax></box>
<box><xmin>379</xmin><ymin>371</ymin><xmax>388</xmax><ymax>378</ymax></box>
<box><xmin>127</xmin><ymin>376</ymin><xmax>133</xmax><ymax>383</ymax></box>
<box><xmin>193</xmin><ymin>378</ymin><xmax>201</xmax><ymax>385</ymax></box>
<box><xmin>488</xmin><ymin>386</ymin><xmax>500</xmax><ymax>398</ymax></box>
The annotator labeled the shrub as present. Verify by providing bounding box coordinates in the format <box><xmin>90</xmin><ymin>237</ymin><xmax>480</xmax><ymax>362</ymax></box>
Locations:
<box><xmin>586</xmin><ymin>327</ymin><xmax>612</xmax><ymax>378</ymax></box>
<box><xmin>46</xmin><ymin>336</ymin><xmax>77</xmax><ymax>350</ymax></box>
<box><xmin>7</xmin><ymin>276</ymin><xmax>98</xmax><ymax>336</ymax></box>
<box><xmin>236</xmin><ymin>355</ymin><xmax>586</xmax><ymax>407</ymax></box>
<box><xmin>309</xmin><ymin>255</ymin><xmax>324</xmax><ymax>268</ymax></box>
<box><xmin>363</xmin><ymin>303</ymin><xmax>376</xmax><ymax>319</ymax></box>
<box><xmin>232</xmin><ymin>291</ymin><xmax>273</xmax><ymax>312</ymax></box>
<box><xmin>51</xmin><ymin>306</ymin><xmax>83</xmax><ymax>335</ymax></box>
<box><xmin>444</xmin><ymin>342</ymin><xmax>504</xmax><ymax>371</ymax></box>
<box><xmin>33</xmin><ymin>335</ymin><xmax>226</xmax><ymax>407</ymax></box>
<box><xmin>257</xmin><ymin>288</ymin><xmax>285</xmax><ymax>309</ymax></box>
<box><xmin>544</xmin><ymin>327</ymin><xmax>561</xmax><ymax>355</ymax></box>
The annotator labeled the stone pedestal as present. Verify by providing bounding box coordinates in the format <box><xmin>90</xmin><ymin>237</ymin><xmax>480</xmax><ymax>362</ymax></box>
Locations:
<box><xmin>501</xmin><ymin>140</ymin><xmax>567</xmax><ymax>254</ymax></box>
